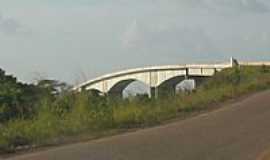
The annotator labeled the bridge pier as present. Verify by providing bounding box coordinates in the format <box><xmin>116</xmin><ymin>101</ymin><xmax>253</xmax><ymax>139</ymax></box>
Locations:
<box><xmin>192</xmin><ymin>77</ymin><xmax>210</xmax><ymax>88</ymax></box>
<box><xmin>150</xmin><ymin>87</ymin><xmax>158</xmax><ymax>99</ymax></box>
<box><xmin>158</xmin><ymin>84</ymin><xmax>179</xmax><ymax>97</ymax></box>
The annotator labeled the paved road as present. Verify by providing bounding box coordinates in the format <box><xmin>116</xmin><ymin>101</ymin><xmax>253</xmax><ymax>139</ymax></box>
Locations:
<box><xmin>5</xmin><ymin>91</ymin><xmax>270</xmax><ymax>160</ymax></box>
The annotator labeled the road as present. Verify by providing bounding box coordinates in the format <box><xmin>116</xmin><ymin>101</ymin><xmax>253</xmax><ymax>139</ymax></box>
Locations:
<box><xmin>5</xmin><ymin>90</ymin><xmax>270</xmax><ymax>160</ymax></box>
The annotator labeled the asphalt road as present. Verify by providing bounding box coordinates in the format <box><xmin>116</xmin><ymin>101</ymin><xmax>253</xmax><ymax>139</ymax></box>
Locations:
<box><xmin>5</xmin><ymin>91</ymin><xmax>270</xmax><ymax>160</ymax></box>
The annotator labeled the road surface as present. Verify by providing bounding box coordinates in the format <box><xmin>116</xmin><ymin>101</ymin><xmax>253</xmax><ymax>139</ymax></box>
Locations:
<box><xmin>5</xmin><ymin>91</ymin><xmax>270</xmax><ymax>160</ymax></box>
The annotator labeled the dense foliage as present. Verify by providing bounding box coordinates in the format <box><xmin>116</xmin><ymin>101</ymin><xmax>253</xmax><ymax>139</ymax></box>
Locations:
<box><xmin>0</xmin><ymin>69</ymin><xmax>39</xmax><ymax>122</ymax></box>
<box><xmin>1</xmin><ymin>66</ymin><xmax>270</xmax><ymax>153</ymax></box>
<box><xmin>0</xmin><ymin>68</ymin><xmax>69</xmax><ymax>122</ymax></box>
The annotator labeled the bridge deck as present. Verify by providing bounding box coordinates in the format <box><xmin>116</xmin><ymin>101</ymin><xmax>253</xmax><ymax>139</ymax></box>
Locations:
<box><xmin>75</xmin><ymin>63</ymin><xmax>231</xmax><ymax>90</ymax></box>
<box><xmin>74</xmin><ymin>60</ymin><xmax>270</xmax><ymax>91</ymax></box>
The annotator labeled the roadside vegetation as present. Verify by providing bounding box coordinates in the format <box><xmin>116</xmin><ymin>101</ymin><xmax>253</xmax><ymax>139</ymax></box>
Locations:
<box><xmin>1</xmin><ymin>66</ymin><xmax>270</xmax><ymax>153</ymax></box>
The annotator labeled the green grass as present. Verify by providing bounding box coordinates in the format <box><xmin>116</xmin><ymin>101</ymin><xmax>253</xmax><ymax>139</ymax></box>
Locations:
<box><xmin>1</xmin><ymin>66</ymin><xmax>270</xmax><ymax>153</ymax></box>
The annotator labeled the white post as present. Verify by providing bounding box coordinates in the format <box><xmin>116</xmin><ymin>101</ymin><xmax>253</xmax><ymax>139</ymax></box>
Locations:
<box><xmin>230</xmin><ymin>57</ymin><xmax>234</xmax><ymax>67</ymax></box>
<box><xmin>230</xmin><ymin>57</ymin><xmax>239</xmax><ymax>67</ymax></box>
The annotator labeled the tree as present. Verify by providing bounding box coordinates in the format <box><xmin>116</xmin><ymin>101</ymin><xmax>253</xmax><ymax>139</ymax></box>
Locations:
<box><xmin>37</xmin><ymin>79</ymin><xmax>71</xmax><ymax>96</ymax></box>
<box><xmin>0</xmin><ymin>68</ymin><xmax>42</xmax><ymax>121</ymax></box>
<box><xmin>0</xmin><ymin>68</ymin><xmax>72</xmax><ymax>122</ymax></box>
<box><xmin>0</xmin><ymin>68</ymin><xmax>23</xmax><ymax>121</ymax></box>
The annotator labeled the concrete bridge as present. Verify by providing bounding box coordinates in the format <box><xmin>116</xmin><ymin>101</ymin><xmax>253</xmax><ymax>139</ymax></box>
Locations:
<box><xmin>74</xmin><ymin>58</ymin><xmax>270</xmax><ymax>98</ymax></box>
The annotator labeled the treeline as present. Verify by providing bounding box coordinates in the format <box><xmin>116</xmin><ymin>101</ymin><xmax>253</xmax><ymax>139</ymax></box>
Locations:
<box><xmin>0</xmin><ymin>68</ymin><xmax>70</xmax><ymax>122</ymax></box>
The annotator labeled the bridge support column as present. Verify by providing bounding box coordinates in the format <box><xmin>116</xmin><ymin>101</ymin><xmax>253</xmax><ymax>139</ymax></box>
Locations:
<box><xmin>185</xmin><ymin>68</ymin><xmax>189</xmax><ymax>80</ymax></box>
<box><xmin>193</xmin><ymin>77</ymin><xmax>210</xmax><ymax>89</ymax></box>
<box><xmin>150</xmin><ymin>87</ymin><xmax>158</xmax><ymax>99</ymax></box>
<box><xmin>158</xmin><ymin>84</ymin><xmax>178</xmax><ymax>97</ymax></box>
<box><xmin>194</xmin><ymin>79</ymin><xmax>204</xmax><ymax>89</ymax></box>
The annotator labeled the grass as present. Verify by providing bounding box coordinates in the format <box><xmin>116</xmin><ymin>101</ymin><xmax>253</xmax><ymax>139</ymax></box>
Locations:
<box><xmin>1</xmin><ymin>66</ymin><xmax>270</xmax><ymax>153</ymax></box>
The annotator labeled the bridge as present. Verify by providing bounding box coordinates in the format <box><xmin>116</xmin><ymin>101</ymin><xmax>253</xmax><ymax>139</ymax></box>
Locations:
<box><xmin>74</xmin><ymin>58</ymin><xmax>270</xmax><ymax>98</ymax></box>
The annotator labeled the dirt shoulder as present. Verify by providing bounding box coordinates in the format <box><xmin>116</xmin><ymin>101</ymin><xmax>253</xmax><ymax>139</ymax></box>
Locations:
<box><xmin>257</xmin><ymin>149</ymin><xmax>270</xmax><ymax>160</ymax></box>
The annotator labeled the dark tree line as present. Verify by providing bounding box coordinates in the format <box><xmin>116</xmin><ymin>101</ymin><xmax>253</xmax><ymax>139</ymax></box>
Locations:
<box><xmin>0</xmin><ymin>68</ymin><xmax>70</xmax><ymax>122</ymax></box>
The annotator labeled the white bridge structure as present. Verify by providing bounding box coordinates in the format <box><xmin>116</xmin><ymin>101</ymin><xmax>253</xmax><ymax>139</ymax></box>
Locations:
<box><xmin>74</xmin><ymin>58</ymin><xmax>270</xmax><ymax>98</ymax></box>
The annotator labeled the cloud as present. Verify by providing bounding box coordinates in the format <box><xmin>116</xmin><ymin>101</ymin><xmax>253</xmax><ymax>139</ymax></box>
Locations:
<box><xmin>121</xmin><ymin>20</ymin><xmax>218</xmax><ymax>55</ymax></box>
<box><xmin>202</xmin><ymin>0</ymin><xmax>269</xmax><ymax>13</ymax></box>
<box><xmin>198</xmin><ymin>0</ymin><xmax>269</xmax><ymax>13</ymax></box>
<box><xmin>122</xmin><ymin>20</ymin><xmax>139</xmax><ymax>48</ymax></box>
<box><xmin>150</xmin><ymin>0</ymin><xmax>269</xmax><ymax>14</ymax></box>
<box><xmin>0</xmin><ymin>13</ymin><xmax>31</xmax><ymax>35</ymax></box>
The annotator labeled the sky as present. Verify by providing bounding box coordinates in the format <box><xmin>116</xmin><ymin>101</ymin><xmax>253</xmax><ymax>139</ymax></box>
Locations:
<box><xmin>0</xmin><ymin>0</ymin><xmax>270</xmax><ymax>84</ymax></box>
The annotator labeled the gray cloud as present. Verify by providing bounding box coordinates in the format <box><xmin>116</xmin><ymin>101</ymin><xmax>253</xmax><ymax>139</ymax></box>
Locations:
<box><xmin>0</xmin><ymin>13</ymin><xmax>30</xmax><ymax>35</ymax></box>
<box><xmin>202</xmin><ymin>0</ymin><xmax>269</xmax><ymax>13</ymax></box>
<box><xmin>122</xmin><ymin>20</ymin><xmax>218</xmax><ymax>55</ymax></box>
<box><xmin>152</xmin><ymin>0</ymin><xmax>269</xmax><ymax>14</ymax></box>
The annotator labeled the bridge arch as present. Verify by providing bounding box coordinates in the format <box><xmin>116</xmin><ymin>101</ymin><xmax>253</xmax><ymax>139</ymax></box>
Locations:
<box><xmin>108</xmin><ymin>79</ymin><xmax>135</xmax><ymax>97</ymax></box>
<box><xmin>157</xmin><ymin>76</ymin><xmax>186</xmax><ymax>97</ymax></box>
<box><xmin>86</xmin><ymin>89</ymin><xmax>104</xmax><ymax>96</ymax></box>
<box><xmin>82</xmin><ymin>71</ymin><xmax>214</xmax><ymax>98</ymax></box>
<box><xmin>108</xmin><ymin>78</ymin><xmax>151</xmax><ymax>97</ymax></box>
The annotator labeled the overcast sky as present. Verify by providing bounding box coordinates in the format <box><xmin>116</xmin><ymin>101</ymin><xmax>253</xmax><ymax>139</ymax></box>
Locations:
<box><xmin>0</xmin><ymin>0</ymin><xmax>270</xmax><ymax>84</ymax></box>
